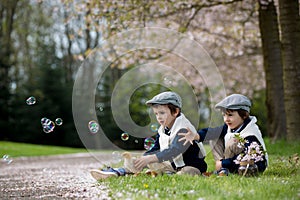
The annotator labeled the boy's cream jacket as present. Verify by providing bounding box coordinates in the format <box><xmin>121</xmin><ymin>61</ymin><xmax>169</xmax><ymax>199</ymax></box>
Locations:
<box><xmin>158</xmin><ymin>113</ymin><xmax>207</xmax><ymax>168</ymax></box>
<box><xmin>224</xmin><ymin>116</ymin><xmax>269</xmax><ymax>165</ymax></box>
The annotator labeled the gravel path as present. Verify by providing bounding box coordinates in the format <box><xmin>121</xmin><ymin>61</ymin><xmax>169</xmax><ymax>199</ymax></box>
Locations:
<box><xmin>0</xmin><ymin>153</ymin><xmax>115</xmax><ymax>199</ymax></box>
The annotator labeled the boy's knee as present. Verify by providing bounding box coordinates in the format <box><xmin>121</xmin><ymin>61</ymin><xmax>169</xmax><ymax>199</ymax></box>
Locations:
<box><xmin>225</xmin><ymin>138</ymin><xmax>243</xmax><ymax>154</ymax></box>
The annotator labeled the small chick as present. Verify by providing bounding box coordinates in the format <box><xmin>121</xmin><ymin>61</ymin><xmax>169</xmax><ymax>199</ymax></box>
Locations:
<box><xmin>122</xmin><ymin>152</ymin><xmax>140</xmax><ymax>174</ymax></box>
<box><xmin>176</xmin><ymin>166</ymin><xmax>201</xmax><ymax>176</ymax></box>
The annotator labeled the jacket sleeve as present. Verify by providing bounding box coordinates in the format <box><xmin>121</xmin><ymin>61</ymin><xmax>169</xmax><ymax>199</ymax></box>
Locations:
<box><xmin>197</xmin><ymin>124</ymin><xmax>227</xmax><ymax>142</ymax></box>
<box><xmin>155</xmin><ymin>128</ymin><xmax>191</xmax><ymax>162</ymax></box>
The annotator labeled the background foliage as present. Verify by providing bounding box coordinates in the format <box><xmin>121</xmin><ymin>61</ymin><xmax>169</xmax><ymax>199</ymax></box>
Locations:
<box><xmin>0</xmin><ymin>0</ymin><xmax>298</xmax><ymax>148</ymax></box>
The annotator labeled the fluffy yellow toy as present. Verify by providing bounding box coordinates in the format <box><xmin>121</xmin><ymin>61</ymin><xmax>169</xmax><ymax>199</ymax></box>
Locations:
<box><xmin>122</xmin><ymin>152</ymin><xmax>141</xmax><ymax>174</ymax></box>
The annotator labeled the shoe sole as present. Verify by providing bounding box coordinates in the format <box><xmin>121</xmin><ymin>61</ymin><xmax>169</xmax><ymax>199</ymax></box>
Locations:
<box><xmin>90</xmin><ymin>169</ymin><xmax>118</xmax><ymax>180</ymax></box>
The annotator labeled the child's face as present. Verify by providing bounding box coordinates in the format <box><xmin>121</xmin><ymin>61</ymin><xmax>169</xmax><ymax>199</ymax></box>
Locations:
<box><xmin>222</xmin><ymin>110</ymin><xmax>244</xmax><ymax>130</ymax></box>
<box><xmin>152</xmin><ymin>105</ymin><xmax>178</xmax><ymax>128</ymax></box>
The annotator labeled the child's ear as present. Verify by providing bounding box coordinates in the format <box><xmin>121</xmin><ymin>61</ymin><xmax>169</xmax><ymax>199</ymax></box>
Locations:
<box><xmin>174</xmin><ymin>108</ymin><xmax>180</xmax><ymax>116</ymax></box>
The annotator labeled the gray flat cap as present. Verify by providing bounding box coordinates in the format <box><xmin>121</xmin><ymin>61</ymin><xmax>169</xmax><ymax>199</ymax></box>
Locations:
<box><xmin>146</xmin><ymin>91</ymin><xmax>182</xmax><ymax>109</ymax></box>
<box><xmin>215</xmin><ymin>94</ymin><xmax>251</xmax><ymax>112</ymax></box>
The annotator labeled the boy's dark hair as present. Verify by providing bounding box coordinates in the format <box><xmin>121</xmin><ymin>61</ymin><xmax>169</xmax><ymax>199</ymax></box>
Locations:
<box><xmin>152</xmin><ymin>103</ymin><xmax>181</xmax><ymax>117</ymax></box>
<box><xmin>236</xmin><ymin>109</ymin><xmax>249</xmax><ymax>119</ymax></box>
<box><xmin>167</xmin><ymin>103</ymin><xmax>181</xmax><ymax>116</ymax></box>
<box><xmin>221</xmin><ymin>108</ymin><xmax>249</xmax><ymax>120</ymax></box>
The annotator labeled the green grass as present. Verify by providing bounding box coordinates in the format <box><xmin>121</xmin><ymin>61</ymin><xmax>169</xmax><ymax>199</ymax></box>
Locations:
<box><xmin>102</xmin><ymin>138</ymin><xmax>300</xmax><ymax>200</ymax></box>
<box><xmin>1</xmin><ymin>139</ymin><xmax>299</xmax><ymax>199</ymax></box>
<box><xmin>0</xmin><ymin>141</ymin><xmax>88</xmax><ymax>157</ymax></box>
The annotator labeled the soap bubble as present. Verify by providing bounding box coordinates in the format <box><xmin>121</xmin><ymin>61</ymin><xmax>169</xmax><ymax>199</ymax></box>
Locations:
<box><xmin>150</xmin><ymin>123</ymin><xmax>159</xmax><ymax>132</ymax></box>
<box><xmin>163</xmin><ymin>76</ymin><xmax>173</xmax><ymax>86</ymax></box>
<box><xmin>112</xmin><ymin>151</ymin><xmax>122</xmax><ymax>163</ymax></box>
<box><xmin>2</xmin><ymin>155</ymin><xmax>13</xmax><ymax>164</ymax></box>
<box><xmin>41</xmin><ymin>117</ymin><xmax>51</xmax><ymax>125</ymax></box>
<box><xmin>26</xmin><ymin>96</ymin><xmax>36</xmax><ymax>105</ymax></box>
<box><xmin>121</xmin><ymin>132</ymin><xmax>129</xmax><ymax>141</ymax></box>
<box><xmin>72</xmin><ymin>27</ymin><xmax>226</xmax><ymax>154</ymax></box>
<box><xmin>88</xmin><ymin>120</ymin><xmax>99</xmax><ymax>134</ymax></box>
<box><xmin>40</xmin><ymin>117</ymin><xmax>55</xmax><ymax>133</ymax></box>
<box><xmin>144</xmin><ymin>137</ymin><xmax>155</xmax><ymax>150</ymax></box>
<box><xmin>43</xmin><ymin>120</ymin><xmax>55</xmax><ymax>133</ymax></box>
<box><xmin>55</xmin><ymin>118</ymin><xmax>63</xmax><ymax>126</ymax></box>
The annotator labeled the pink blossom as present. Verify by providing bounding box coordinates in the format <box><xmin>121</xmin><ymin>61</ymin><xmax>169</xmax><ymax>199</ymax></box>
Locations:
<box><xmin>233</xmin><ymin>135</ymin><xmax>265</xmax><ymax>164</ymax></box>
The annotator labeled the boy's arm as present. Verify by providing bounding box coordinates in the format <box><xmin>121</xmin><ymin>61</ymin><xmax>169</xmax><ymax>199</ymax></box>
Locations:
<box><xmin>135</xmin><ymin>132</ymin><xmax>180</xmax><ymax>170</ymax></box>
<box><xmin>178</xmin><ymin>125</ymin><xmax>227</xmax><ymax>145</ymax></box>
<box><xmin>197</xmin><ymin>125</ymin><xmax>227</xmax><ymax>142</ymax></box>
<box><xmin>155</xmin><ymin>128</ymin><xmax>191</xmax><ymax>163</ymax></box>
<box><xmin>135</xmin><ymin>129</ymin><xmax>192</xmax><ymax>170</ymax></box>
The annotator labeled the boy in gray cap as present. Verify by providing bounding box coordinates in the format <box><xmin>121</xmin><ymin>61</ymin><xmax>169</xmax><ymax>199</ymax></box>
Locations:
<box><xmin>90</xmin><ymin>91</ymin><xmax>207</xmax><ymax>180</ymax></box>
<box><xmin>134</xmin><ymin>91</ymin><xmax>207</xmax><ymax>174</ymax></box>
<box><xmin>179</xmin><ymin>94</ymin><xmax>268</xmax><ymax>175</ymax></box>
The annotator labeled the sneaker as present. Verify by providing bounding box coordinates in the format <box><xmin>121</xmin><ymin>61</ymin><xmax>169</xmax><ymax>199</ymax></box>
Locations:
<box><xmin>90</xmin><ymin>167</ymin><xmax>126</xmax><ymax>180</ymax></box>
<box><xmin>217</xmin><ymin>168</ymin><xmax>229</xmax><ymax>176</ymax></box>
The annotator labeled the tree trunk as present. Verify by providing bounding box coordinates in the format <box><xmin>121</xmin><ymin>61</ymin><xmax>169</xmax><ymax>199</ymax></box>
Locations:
<box><xmin>278</xmin><ymin>0</ymin><xmax>300</xmax><ymax>141</ymax></box>
<box><xmin>0</xmin><ymin>0</ymin><xmax>18</xmax><ymax>139</ymax></box>
<box><xmin>258</xmin><ymin>0</ymin><xmax>286</xmax><ymax>141</ymax></box>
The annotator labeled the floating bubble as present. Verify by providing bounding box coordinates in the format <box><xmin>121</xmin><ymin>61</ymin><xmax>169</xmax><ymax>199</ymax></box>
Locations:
<box><xmin>144</xmin><ymin>137</ymin><xmax>155</xmax><ymax>150</ymax></box>
<box><xmin>72</xmin><ymin>27</ymin><xmax>226</xmax><ymax>155</ymax></box>
<box><xmin>41</xmin><ymin>117</ymin><xmax>55</xmax><ymax>133</ymax></box>
<box><xmin>88</xmin><ymin>120</ymin><xmax>99</xmax><ymax>134</ymax></box>
<box><xmin>26</xmin><ymin>96</ymin><xmax>36</xmax><ymax>105</ymax></box>
<box><xmin>112</xmin><ymin>151</ymin><xmax>122</xmax><ymax>163</ymax></box>
<box><xmin>121</xmin><ymin>132</ymin><xmax>129</xmax><ymax>141</ymax></box>
<box><xmin>43</xmin><ymin>120</ymin><xmax>55</xmax><ymax>133</ymax></box>
<box><xmin>163</xmin><ymin>76</ymin><xmax>173</xmax><ymax>86</ymax></box>
<box><xmin>150</xmin><ymin>123</ymin><xmax>159</xmax><ymax>132</ymax></box>
<box><xmin>55</xmin><ymin>118</ymin><xmax>63</xmax><ymax>126</ymax></box>
<box><xmin>2</xmin><ymin>155</ymin><xmax>13</xmax><ymax>164</ymax></box>
<box><xmin>41</xmin><ymin>117</ymin><xmax>51</xmax><ymax>125</ymax></box>
<box><xmin>96</xmin><ymin>103</ymin><xmax>105</xmax><ymax>112</ymax></box>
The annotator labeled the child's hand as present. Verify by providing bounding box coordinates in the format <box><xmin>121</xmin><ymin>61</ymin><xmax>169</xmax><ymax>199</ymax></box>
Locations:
<box><xmin>134</xmin><ymin>155</ymin><xmax>158</xmax><ymax>171</ymax></box>
<box><xmin>178</xmin><ymin>127</ymin><xmax>198</xmax><ymax>146</ymax></box>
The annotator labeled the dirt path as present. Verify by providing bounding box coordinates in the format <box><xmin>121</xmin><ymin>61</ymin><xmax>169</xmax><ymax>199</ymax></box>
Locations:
<box><xmin>0</xmin><ymin>152</ymin><xmax>114</xmax><ymax>199</ymax></box>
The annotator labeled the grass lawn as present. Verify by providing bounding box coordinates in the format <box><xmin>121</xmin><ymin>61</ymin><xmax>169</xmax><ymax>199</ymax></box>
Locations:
<box><xmin>0</xmin><ymin>141</ymin><xmax>88</xmax><ymax>157</ymax></box>
<box><xmin>1</xmin><ymin>139</ymin><xmax>299</xmax><ymax>199</ymax></box>
<box><xmin>102</xmin><ymin>138</ymin><xmax>299</xmax><ymax>200</ymax></box>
